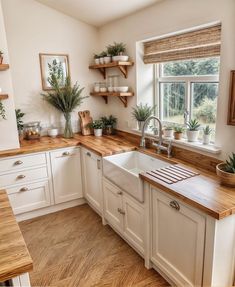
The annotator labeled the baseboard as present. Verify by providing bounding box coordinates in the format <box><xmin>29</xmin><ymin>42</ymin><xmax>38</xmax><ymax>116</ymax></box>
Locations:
<box><xmin>16</xmin><ymin>198</ymin><xmax>86</xmax><ymax>222</ymax></box>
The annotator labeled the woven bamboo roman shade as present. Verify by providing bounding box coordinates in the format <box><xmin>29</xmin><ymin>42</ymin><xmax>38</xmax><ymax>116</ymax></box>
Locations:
<box><xmin>143</xmin><ymin>24</ymin><xmax>221</xmax><ymax>64</ymax></box>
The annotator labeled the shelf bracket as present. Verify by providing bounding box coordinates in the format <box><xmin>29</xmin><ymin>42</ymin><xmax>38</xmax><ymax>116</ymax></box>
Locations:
<box><xmin>118</xmin><ymin>66</ymin><xmax>128</xmax><ymax>78</ymax></box>
<box><xmin>118</xmin><ymin>96</ymin><xmax>128</xmax><ymax>108</ymax></box>
<box><xmin>102</xmin><ymin>96</ymin><xmax>108</xmax><ymax>104</ymax></box>
<box><xmin>98</xmin><ymin>68</ymin><xmax>106</xmax><ymax>79</ymax></box>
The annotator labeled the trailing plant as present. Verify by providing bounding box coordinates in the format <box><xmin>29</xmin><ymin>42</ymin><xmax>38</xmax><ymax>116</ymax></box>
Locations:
<box><xmin>89</xmin><ymin>120</ymin><xmax>104</xmax><ymax>129</ymax></box>
<box><xmin>174</xmin><ymin>126</ymin><xmax>185</xmax><ymax>133</ymax></box>
<box><xmin>186</xmin><ymin>119</ymin><xmax>200</xmax><ymax>131</ymax></box>
<box><xmin>107</xmin><ymin>42</ymin><xmax>126</xmax><ymax>56</ymax></box>
<box><xmin>132</xmin><ymin>104</ymin><xmax>155</xmax><ymax>122</ymax></box>
<box><xmin>203</xmin><ymin>125</ymin><xmax>212</xmax><ymax>135</ymax></box>
<box><xmin>15</xmin><ymin>109</ymin><xmax>25</xmax><ymax>131</ymax></box>
<box><xmin>0</xmin><ymin>100</ymin><xmax>6</xmax><ymax>120</ymax></box>
<box><xmin>223</xmin><ymin>153</ymin><xmax>235</xmax><ymax>174</ymax></box>
<box><xmin>101</xmin><ymin>115</ymin><xmax>117</xmax><ymax>128</ymax></box>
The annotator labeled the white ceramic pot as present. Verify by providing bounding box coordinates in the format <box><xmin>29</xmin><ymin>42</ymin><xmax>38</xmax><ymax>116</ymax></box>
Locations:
<box><xmin>100</xmin><ymin>87</ymin><xmax>107</xmax><ymax>92</ymax></box>
<box><xmin>108</xmin><ymin>86</ymin><xmax>114</xmax><ymax>92</ymax></box>
<box><xmin>104</xmin><ymin>56</ymin><xmax>111</xmax><ymax>64</ymax></box>
<box><xmin>112</xmin><ymin>55</ymin><xmax>129</xmax><ymax>62</ymax></box>
<box><xmin>48</xmin><ymin>128</ymin><xmax>59</xmax><ymax>138</ymax></box>
<box><xmin>163</xmin><ymin>129</ymin><xmax>174</xmax><ymax>138</ymax></box>
<box><xmin>94</xmin><ymin>129</ymin><xmax>103</xmax><ymax>137</ymax></box>
<box><xmin>186</xmin><ymin>130</ymin><xmax>199</xmax><ymax>142</ymax></box>
<box><xmin>95</xmin><ymin>58</ymin><xmax>100</xmax><ymax>65</ymax></box>
<box><xmin>116</xmin><ymin>86</ymin><xmax>129</xmax><ymax>92</ymax></box>
<box><xmin>99</xmin><ymin>57</ymin><xmax>104</xmax><ymax>64</ymax></box>
<box><xmin>203</xmin><ymin>134</ymin><xmax>211</xmax><ymax>145</ymax></box>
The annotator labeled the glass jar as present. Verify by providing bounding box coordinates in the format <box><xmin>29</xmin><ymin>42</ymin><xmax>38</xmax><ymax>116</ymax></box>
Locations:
<box><xmin>107</xmin><ymin>76</ymin><xmax>114</xmax><ymax>92</ymax></box>
<box><xmin>94</xmin><ymin>82</ymin><xmax>100</xmax><ymax>92</ymax></box>
<box><xmin>23</xmin><ymin>121</ymin><xmax>41</xmax><ymax>140</ymax></box>
<box><xmin>100</xmin><ymin>82</ymin><xmax>107</xmax><ymax>92</ymax></box>
<box><xmin>112</xmin><ymin>75</ymin><xmax>120</xmax><ymax>91</ymax></box>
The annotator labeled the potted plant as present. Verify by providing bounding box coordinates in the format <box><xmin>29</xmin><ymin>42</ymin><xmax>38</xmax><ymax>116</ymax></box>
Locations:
<box><xmin>15</xmin><ymin>109</ymin><xmax>25</xmax><ymax>141</ymax></box>
<box><xmin>0</xmin><ymin>51</ymin><xmax>3</xmax><ymax>64</ymax></box>
<box><xmin>107</xmin><ymin>42</ymin><xmax>128</xmax><ymax>62</ymax></box>
<box><xmin>89</xmin><ymin>120</ymin><xmax>104</xmax><ymax>137</ymax></box>
<box><xmin>42</xmin><ymin>65</ymin><xmax>86</xmax><ymax>139</ymax></box>
<box><xmin>216</xmin><ymin>153</ymin><xmax>235</xmax><ymax>187</ymax></box>
<box><xmin>101</xmin><ymin>115</ymin><xmax>117</xmax><ymax>135</ymax></box>
<box><xmin>132</xmin><ymin>104</ymin><xmax>155</xmax><ymax>131</ymax></box>
<box><xmin>94</xmin><ymin>54</ymin><xmax>100</xmax><ymax>65</ymax></box>
<box><xmin>163</xmin><ymin>125</ymin><xmax>174</xmax><ymax>137</ymax></box>
<box><xmin>99</xmin><ymin>51</ymin><xmax>107</xmax><ymax>65</ymax></box>
<box><xmin>186</xmin><ymin>119</ymin><xmax>200</xmax><ymax>142</ymax></box>
<box><xmin>0</xmin><ymin>100</ymin><xmax>6</xmax><ymax>120</ymax></box>
<box><xmin>203</xmin><ymin>125</ymin><xmax>212</xmax><ymax>145</ymax></box>
<box><xmin>174</xmin><ymin>126</ymin><xmax>185</xmax><ymax>140</ymax></box>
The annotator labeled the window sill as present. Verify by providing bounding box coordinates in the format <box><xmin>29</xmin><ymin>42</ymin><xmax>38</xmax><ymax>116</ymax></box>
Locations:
<box><xmin>132</xmin><ymin>129</ymin><xmax>221</xmax><ymax>155</ymax></box>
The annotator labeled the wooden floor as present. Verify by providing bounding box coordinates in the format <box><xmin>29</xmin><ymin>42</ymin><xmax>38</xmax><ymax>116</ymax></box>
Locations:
<box><xmin>19</xmin><ymin>205</ymin><xmax>169</xmax><ymax>287</ymax></box>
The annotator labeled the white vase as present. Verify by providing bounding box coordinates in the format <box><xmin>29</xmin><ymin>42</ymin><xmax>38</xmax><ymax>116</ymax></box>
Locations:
<box><xmin>104</xmin><ymin>56</ymin><xmax>111</xmax><ymax>64</ymax></box>
<box><xmin>99</xmin><ymin>57</ymin><xmax>104</xmax><ymax>64</ymax></box>
<box><xmin>94</xmin><ymin>129</ymin><xmax>103</xmax><ymax>137</ymax></box>
<box><xmin>203</xmin><ymin>134</ymin><xmax>211</xmax><ymax>145</ymax></box>
<box><xmin>95</xmin><ymin>58</ymin><xmax>100</xmax><ymax>65</ymax></box>
<box><xmin>163</xmin><ymin>129</ymin><xmax>174</xmax><ymax>138</ymax></box>
<box><xmin>186</xmin><ymin>130</ymin><xmax>199</xmax><ymax>142</ymax></box>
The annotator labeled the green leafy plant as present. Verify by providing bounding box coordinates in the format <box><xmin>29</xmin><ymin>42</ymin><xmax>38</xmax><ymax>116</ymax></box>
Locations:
<box><xmin>132</xmin><ymin>104</ymin><xmax>154</xmax><ymax>122</ymax></box>
<box><xmin>195</xmin><ymin>98</ymin><xmax>217</xmax><ymax>124</ymax></box>
<box><xmin>101</xmin><ymin>115</ymin><xmax>117</xmax><ymax>128</ymax></box>
<box><xmin>15</xmin><ymin>109</ymin><xmax>25</xmax><ymax>131</ymax></box>
<box><xmin>174</xmin><ymin>126</ymin><xmax>185</xmax><ymax>133</ymax></box>
<box><xmin>164</xmin><ymin>124</ymin><xmax>174</xmax><ymax>130</ymax></box>
<box><xmin>224</xmin><ymin>153</ymin><xmax>235</xmax><ymax>174</ymax></box>
<box><xmin>0</xmin><ymin>101</ymin><xmax>6</xmax><ymax>120</ymax></box>
<box><xmin>89</xmin><ymin>120</ymin><xmax>104</xmax><ymax>129</ymax></box>
<box><xmin>186</xmin><ymin>119</ymin><xmax>200</xmax><ymax>131</ymax></box>
<box><xmin>94</xmin><ymin>54</ymin><xmax>100</xmax><ymax>59</ymax></box>
<box><xmin>203</xmin><ymin>125</ymin><xmax>212</xmax><ymax>135</ymax></box>
<box><xmin>47</xmin><ymin>59</ymin><xmax>65</xmax><ymax>87</ymax></box>
<box><xmin>107</xmin><ymin>42</ymin><xmax>126</xmax><ymax>56</ymax></box>
<box><xmin>0</xmin><ymin>50</ymin><xmax>3</xmax><ymax>57</ymax></box>
<box><xmin>99</xmin><ymin>51</ymin><xmax>107</xmax><ymax>57</ymax></box>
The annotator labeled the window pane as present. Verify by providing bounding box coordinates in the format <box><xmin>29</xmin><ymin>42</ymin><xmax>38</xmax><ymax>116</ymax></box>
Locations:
<box><xmin>192</xmin><ymin>82</ymin><xmax>218</xmax><ymax>139</ymax></box>
<box><xmin>162</xmin><ymin>57</ymin><xmax>220</xmax><ymax>76</ymax></box>
<box><xmin>161</xmin><ymin>82</ymin><xmax>185</xmax><ymax>124</ymax></box>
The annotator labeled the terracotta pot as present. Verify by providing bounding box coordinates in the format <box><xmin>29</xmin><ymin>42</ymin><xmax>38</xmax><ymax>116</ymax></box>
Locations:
<box><xmin>216</xmin><ymin>163</ymin><xmax>235</xmax><ymax>187</ymax></box>
<box><xmin>174</xmin><ymin>132</ymin><xmax>183</xmax><ymax>140</ymax></box>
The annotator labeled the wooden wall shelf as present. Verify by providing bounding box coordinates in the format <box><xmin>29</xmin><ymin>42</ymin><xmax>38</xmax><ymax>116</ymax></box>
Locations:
<box><xmin>0</xmin><ymin>64</ymin><xmax>9</xmax><ymax>71</ymax></box>
<box><xmin>90</xmin><ymin>91</ymin><xmax>134</xmax><ymax>107</ymax></box>
<box><xmin>0</xmin><ymin>94</ymin><xmax>9</xmax><ymax>100</ymax></box>
<box><xmin>89</xmin><ymin>61</ymin><xmax>134</xmax><ymax>79</ymax></box>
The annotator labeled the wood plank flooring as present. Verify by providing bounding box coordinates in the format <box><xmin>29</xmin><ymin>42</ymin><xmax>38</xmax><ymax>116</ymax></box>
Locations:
<box><xmin>19</xmin><ymin>205</ymin><xmax>169</xmax><ymax>287</ymax></box>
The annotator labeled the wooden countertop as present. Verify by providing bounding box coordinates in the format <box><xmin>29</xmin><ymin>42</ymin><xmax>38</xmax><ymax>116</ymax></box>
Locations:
<box><xmin>0</xmin><ymin>190</ymin><xmax>33</xmax><ymax>282</ymax></box>
<box><xmin>0</xmin><ymin>133</ymin><xmax>235</xmax><ymax>220</ymax></box>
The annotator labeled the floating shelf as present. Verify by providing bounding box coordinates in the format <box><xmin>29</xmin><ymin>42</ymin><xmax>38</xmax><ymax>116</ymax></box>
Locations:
<box><xmin>0</xmin><ymin>64</ymin><xmax>9</xmax><ymax>71</ymax></box>
<box><xmin>0</xmin><ymin>94</ymin><xmax>9</xmax><ymax>100</ymax></box>
<box><xmin>90</xmin><ymin>91</ymin><xmax>134</xmax><ymax>107</ymax></box>
<box><xmin>89</xmin><ymin>61</ymin><xmax>134</xmax><ymax>79</ymax></box>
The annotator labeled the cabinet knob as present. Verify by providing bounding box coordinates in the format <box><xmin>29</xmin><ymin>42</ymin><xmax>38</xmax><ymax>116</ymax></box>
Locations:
<box><xmin>170</xmin><ymin>200</ymin><xmax>180</xmax><ymax>211</ymax></box>
<box><xmin>117</xmin><ymin>208</ymin><xmax>125</xmax><ymax>215</ymax></box>
<box><xmin>17</xmin><ymin>174</ymin><xmax>26</xmax><ymax>180</ymax></box>
<box><xmin>19</xmin><ymin>187</ymin><xmax>29</xmax><ymax>192</ymax></box>
<box><xmin>117</xmin><ymin>191</ymin><xmax>123</xmax><ymax>195</ymax></box>
<box><xmin>14</xmin><ymin>160</ymin><xmax>23</xmax><ymax>166</ymax></box>
<box><xmin>86</xmin><ymin>152</ymin><xmax>91</xmax><ymax>157</ymax></box>
<box><xmin>62</xmin><ymin>151</ymin><xmax>70</xmax><ymax>156</ymax></box>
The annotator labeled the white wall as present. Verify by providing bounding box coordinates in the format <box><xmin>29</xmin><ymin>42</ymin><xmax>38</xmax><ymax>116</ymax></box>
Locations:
<box><xmin>1</xmin><ymin>0</ymin><xmax>106</xmax><ymax>134</ymax></box>
<box><xmin>0</xmin><ymin>0</ymin><xmax>19</xmax><ymax>151</ymax></box>
<box><xmin>98</xmin><ymin>0</ymin><xmax>235</xmax><ymax>159</ymax></box>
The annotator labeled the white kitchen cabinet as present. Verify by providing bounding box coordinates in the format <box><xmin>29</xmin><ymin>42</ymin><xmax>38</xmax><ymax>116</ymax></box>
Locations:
<box><xmin>151</xmin><ymin>187</ymin><xmax>205</xmax><ymax>287</ymax></box>
<box><xmin>50</xmin><ymin>147</ymin><xmax>83</xmax><ymax>204</ymax></box>
<box><xmin>103</xmin><ymin>179</ymin><xmax>145</xmax><ymax>254</ymax></box>
<box><xmin>81</xmin><ymin>148</ymin><xmax>102</xmax><ymax>214</ymax></box>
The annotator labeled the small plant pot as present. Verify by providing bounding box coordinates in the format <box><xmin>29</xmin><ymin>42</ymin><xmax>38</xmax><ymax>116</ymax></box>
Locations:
<box><xmin>186</xmin><ymin>130</ymin><xmax>199</xmax><ymax>142</ymax></box>
<box><xmin>137</xmin><ymin>121</ymin><xmax>145</xmax><ymax>131</ymax></box>
<box><xmin>112</xmin><ymin>55</ymin><xmax>129</xmax><ymax>62</ymax></box>
<box><xmin>163</xmin><ymin>129</ymin><xmax>174</xmax><ymax>138</ymax></box>
<box><xmin>216</xmin><ymin>163</ymin><xmax>235</xmax><ymax>187</ymax></box>
<box><xmin>104</xmin><ymin>125</ymin><xmax>114</xmax><ymax>135</ymax></box>
<box><xmin>104</xmin><ymin>56</ymin><xmax>111</xmax><ymax>64</ymax></box>
<box><xmin>99</xmin><ymin>57</ymin><xmax>104</xmax><ymax>64</ymax></box>
<box><xmin>203</xmin><ymin>134</ymin><xmax>211</xmax><ymax>145</ymax></box>
<box><xmin>0</xmin><ymin>56</ymin><xmax>3</xmax><ymax>65</ymax></box>
<box><xmin>95</xmin><ymin>58</ymin><xmax>100</xmax><ymax>65</ymax></box>
<box><xmin>94</xmin><ymin>128</ymin><xmax>103</xmax><ymax>137</ymax></box>
<box><xmin>174</xmin><ymin>132</ymin><xmax>183</xmax><ymax>140</ymax></box>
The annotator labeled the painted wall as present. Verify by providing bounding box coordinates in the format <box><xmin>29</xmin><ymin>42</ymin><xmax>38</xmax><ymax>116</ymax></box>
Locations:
<box><xmin>98</xmin><ymin>0</ymin><xmax>235</xmax><ymax>159</ymax></box>
<box><xmin>1</xmin><ymin>0</ymin><xmax>106</xmax><ymax>134</ymax></box>
<box><xmin>0</xmin><ymin>0</ymin><xmax>19</xmax><ymax>151</ymax></box>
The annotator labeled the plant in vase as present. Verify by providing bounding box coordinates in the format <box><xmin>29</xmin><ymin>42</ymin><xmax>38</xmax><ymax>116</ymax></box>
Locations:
<box><xmin>202</xmin><ymin>125</ymin><xmax>212</xmax><ymax>145</ymax></box>
<box><xmin>174</xmin><ymin>126</ymin><xmax>185</xmax><ymax>140</ymax></box>
<box><xmin>132</xmin><ymin>104</ymin><xmax>155</xmax><ymax>131</ymax></box>
<box><xmin>0</xmin><ymin>51</ymin><xmax>3</xmax><ymax>64</ymax></box>
<box><xmin>0</xmin><ymin>100</ymin><xmax>6</xmax><ymax>120</ymax></box>
<box><xmin>42</xmin><ymin>71</ymin><xmax>86</xmax><ymax>139</ymax></box>
<box><xmin>107</xmin><ymin>42</ymin><xmax>128</xmax><ymax>62</ymax></box>
<box><xmin>94</xmin><ymin>54</ymin><xmax>100</xmax><ymax>65</ymax></box>
<box><xmin>89</xmin><ymin>120</ymin><xmax>104</xmax><ymax>137</ymax></box>
<box><xmin>186</xmin><ymin>119</ymin><xmax>200</xmax><ymax>142</ymax></box>
<box><xmin>15</xmin><ymin>109</ymin><xmax>25</xmax><ymax>140</ymax></box>
<box><xmin>216</xmin><ymin>153</ymin><xmax>235</xmax><ymax>187</ymax></box>
<box><xmin>163</xmin><ymin>125</ymin><xmax>174</xmax><ymax>138</ymax></box>
<box><xmin>101</xmin><ymin>115</ymin><xmax>117</xmax><ymax>135</ymax></box>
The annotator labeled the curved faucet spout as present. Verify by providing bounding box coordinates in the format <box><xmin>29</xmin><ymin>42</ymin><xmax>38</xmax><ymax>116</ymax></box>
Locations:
<box><xmin>140</xmin><ymin>116</ymin><xmax>163</xmax><ymax>148</ymax></box>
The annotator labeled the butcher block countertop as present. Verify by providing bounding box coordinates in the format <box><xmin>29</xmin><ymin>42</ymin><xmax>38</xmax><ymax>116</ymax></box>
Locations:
<box><xmin>0</xmin><ymin>133</ymin><xmax>235</xmax><ymax>220</ymax></box>
<box><xmin>0</xmin><ymin>190</ymin><xmax>33</xmax><ymax>282</ymax></box>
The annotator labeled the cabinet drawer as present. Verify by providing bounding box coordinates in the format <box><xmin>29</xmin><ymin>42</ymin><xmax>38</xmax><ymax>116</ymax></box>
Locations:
<box><xmin>7</xmin><ymin>181</ymin><xmax>51</xmax><ymax>215</ymax></box>
<box><xmin>0</xmin><ymin>153</ymin><xmax>46</xmax><ymax>174</ymax></box>
<box><xmin>0</xmin><ymin>166</ymin><xmax>48</xmax><ymax>188</ymax></box>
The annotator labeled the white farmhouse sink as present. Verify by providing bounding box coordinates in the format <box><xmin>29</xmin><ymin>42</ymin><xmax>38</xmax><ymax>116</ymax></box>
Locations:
<box><xmin>103</xmin><ymin>151</ymin><xmax>170</xmax><ymax>202</ymax></box>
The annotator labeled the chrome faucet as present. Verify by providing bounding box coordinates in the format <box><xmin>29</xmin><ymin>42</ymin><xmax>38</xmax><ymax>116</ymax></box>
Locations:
<box><xmin>140</xmin><ymin>116</ymin><xmax>172</xmax><ymax>158</ymax></box>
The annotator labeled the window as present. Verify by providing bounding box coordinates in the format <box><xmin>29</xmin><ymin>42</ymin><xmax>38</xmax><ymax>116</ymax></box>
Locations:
<box><xmin>155</xmin><ymin>57</ymin><xmax>220</xmax><ymax>136</ymax></box>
